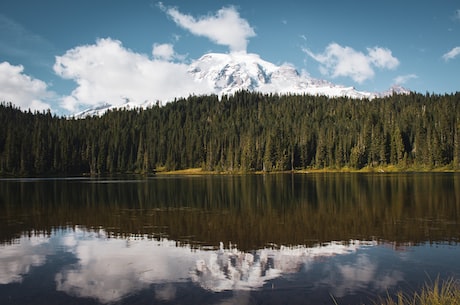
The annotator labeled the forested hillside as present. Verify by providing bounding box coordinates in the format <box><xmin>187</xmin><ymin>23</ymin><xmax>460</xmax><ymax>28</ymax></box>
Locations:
<box><xmin>1</xmin><ymin>91</ymin><xmax>459</xmax><ymax>175</ymax></box>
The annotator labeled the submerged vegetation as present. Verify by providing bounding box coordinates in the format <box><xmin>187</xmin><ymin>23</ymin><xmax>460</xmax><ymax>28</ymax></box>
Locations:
<box><xmin>375</xmin><ymin>277</ymin><xmax>460</xmax><ymax>305</ymax></box>
<box><xmin>1</xmin><ymin>91</ymin><xmax>460</xmax><ymax>175</ymax></box>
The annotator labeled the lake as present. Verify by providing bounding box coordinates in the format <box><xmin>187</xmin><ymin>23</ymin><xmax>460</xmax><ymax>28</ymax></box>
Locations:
<box><xmin>0</xmin><ymin>173</ymin><xmax>459</xmax><ymax>305</ymax></box>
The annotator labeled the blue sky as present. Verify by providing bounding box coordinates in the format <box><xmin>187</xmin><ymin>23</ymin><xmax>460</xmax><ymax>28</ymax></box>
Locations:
<box><xmin>0</xmin><ymin>0</ymin><xmax>459</xmax><ymax>114</ymax></box>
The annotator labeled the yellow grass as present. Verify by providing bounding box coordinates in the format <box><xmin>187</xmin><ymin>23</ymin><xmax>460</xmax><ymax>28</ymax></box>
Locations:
<box><xmin>375</xmin><ymin>278</ymin><xmax>460</xmax><ymax>305</ymax></box>
<box><xmin>156</xmin><ymin>167</ymin><xmax>212</xmax><ymax>175</ymax></box>
<box><xmin>154</xmin><ymin>165</ymin><xmax>458</xmax><ymax>175</ymax></box>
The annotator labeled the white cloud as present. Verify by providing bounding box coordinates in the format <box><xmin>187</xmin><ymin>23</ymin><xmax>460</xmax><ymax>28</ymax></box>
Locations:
<box><xmin>161</xmin><ymin>4</ymin><xmax>255</xmax><ymax>53</ymax></box>
<box><xmin>394</xmin><ymin>74</ymin><xmax>418</xmax><ymax>85</ymax></box>
<box><xmin>152</xmin><ymin>43</ymin><xmax>176</xmax><ymax>61</ymax></box>
<box><xmin>442</xmin><ymin>46</ymin><xmax>460</xmax><ymax>61</ymax></box>
<box><xmin>367</xmin><ymin>47</ymin><xmax>399</xmax><ymax>69</ymax></box>
<box><xmin>454</xmin><ymin>9</ymin><xmax>460</xmax><ymax>21</ymax></box>
<box><xmin>152</xmin><ymin>43</ymin><xmax>175</xmax><ymax>60</ymax></box>
<box><xmin>152</xmin><ymin>43</ymin><xmax>186</xmax><ymax>62</ymax></box>
<box><xmin>304</xmin><ymin>43</ymin><xmax>399</xmax><ymax>83</ymax></box>
<box><xmin>53</xmin><ymin>38</ymin><xmax>212</xmax><ymax>112</ymax></box>
<box><xmin>0</xmin><ymin>62</ymin><xmax>54</xmax><ymax>111</ymax></box>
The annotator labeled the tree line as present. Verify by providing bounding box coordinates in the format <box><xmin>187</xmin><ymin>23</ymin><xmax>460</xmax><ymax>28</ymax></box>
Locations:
<box><xmin>1</xmin><ymin>91</ymin><xmax>459</xmax><ymax>175</ymax></box>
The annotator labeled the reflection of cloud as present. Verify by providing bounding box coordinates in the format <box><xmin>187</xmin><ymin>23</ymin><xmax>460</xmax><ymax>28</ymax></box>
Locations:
<box><xmin>326</xmin><ymin>252</ymin><xmax>403</xmax><ymax>298</ymax></box>
<box><xmin>54</xmin><ymin>228</ymin><xmax>373</xmax><ymax>303</ymax></box>
<box><xmin>0</xmin><ymin>234</ymin><xmax>52</xmax><ymax>284</ymax></box>
<box><xmin>55</xmin><ymin>229</ymin><xmax>201</xmax><ymax>303</ymax></box>
<box><xmin>1</xmin><ymin>228</ymin><xmax>389</xmax><ymax>304</ymax></box>
<box><xmin>336</xmin><ymin>254</ymin><xmax>377</xmax><ymax>296</ymax></box>
<box><xmin>155</xmin><ymin>283</ymin><xmax>176</xmax><ymax>301</ymax></box>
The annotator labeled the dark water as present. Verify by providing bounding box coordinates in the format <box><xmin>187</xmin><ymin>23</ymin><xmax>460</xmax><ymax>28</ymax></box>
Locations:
<box><xmin>0</xmin><ymin>173</ymin><xmax>459</xmax><ymax>305</ymax></box>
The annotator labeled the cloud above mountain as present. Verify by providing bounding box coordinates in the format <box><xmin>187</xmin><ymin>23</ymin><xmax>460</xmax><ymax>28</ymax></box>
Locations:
<box><xmin>304</xmin><ymin>43</ymin><xmax>399</xmax><ymax>83</ymax></box>
<box><xmin>0</xmin><ymin>62</ymin><xmax>54</xmax><ymax>111</ymax></box>
<box><xmin>51</xmin><ymin>5</ymin><xmax>260</xmax><ymax>112</ymax></box>
<box><xmin>394</xmin><ymin>74</ymin><xmax>418</xmax><ymax>85</ymax></box>
<box><xmin>442</xmin><ymin>46</ymin><xmax>460</xmax><ymax>61</ymax></box>
<box><xmin>160</xmin><ymin>3</ymin><xmax>256</xmax><ymax>53</ymax></box>
<box><xmin>152</xmin><ymin>43</ymin><xmax>175</xmax><ymax>61</ymax></box>
<box><xmin>53</xmin><ymin>38</ymin><xmax>212</xmax><ymax>112</ymax></box>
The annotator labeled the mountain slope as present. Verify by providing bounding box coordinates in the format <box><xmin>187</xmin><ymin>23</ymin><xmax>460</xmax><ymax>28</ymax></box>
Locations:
<box><xmin>74</xmin><ymin>52</ymin><xmax>410</xmax><ymax>117</ymax></box>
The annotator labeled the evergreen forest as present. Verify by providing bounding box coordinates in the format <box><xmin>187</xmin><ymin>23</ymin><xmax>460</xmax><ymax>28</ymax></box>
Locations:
<box><xmin>1</xmin><ymin>91</ymin><xmax>460</xmax><ymax>176</ymax></box>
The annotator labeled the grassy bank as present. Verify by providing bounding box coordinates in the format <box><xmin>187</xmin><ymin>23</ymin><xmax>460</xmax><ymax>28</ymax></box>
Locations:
<box><xmin>155</xmin><ymin>165</ymin><xmax>459</xmax><ymax>175</ymax></box>
<box><xmin>374</xmin><ymin>278</ymin><xmax>460</xmax><ymax>305</ymax></box>
<box><xmin>155</xmin><ymin>167</ymin><xmax>221</xmax><ymax>175</ymax></box>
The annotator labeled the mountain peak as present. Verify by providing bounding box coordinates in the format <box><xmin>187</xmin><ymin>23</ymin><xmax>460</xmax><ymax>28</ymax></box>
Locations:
<box><xmin>189</xmin><ymin>52</ymin><xmax>279</xmax><ymax>94</ymax></box>
<box><xmin>377</xmin><ymin>84</ymin><xmax>412</xmax><ymax>97</ymax></box>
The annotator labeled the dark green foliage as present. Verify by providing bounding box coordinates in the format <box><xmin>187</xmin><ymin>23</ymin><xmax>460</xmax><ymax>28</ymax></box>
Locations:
<box><xmin>1</xmin><ymin>91</ymin><xmax>459</xmax><ymax>175</ymax></box>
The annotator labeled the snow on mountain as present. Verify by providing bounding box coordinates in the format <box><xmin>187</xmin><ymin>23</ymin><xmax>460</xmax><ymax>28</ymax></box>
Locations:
<box><xmin>188</xmin><ymin>52</ymin><xmax>375</xmax><ymax>99</ymax></box>
<box><xmin>73</xmin><ymin>100</ymin><xmax>157</xmax><ymax>118</ymax></box>
<box><xmin>73</xmin><ymin>52</ymin><xmax>410</xmax><ymax>118</ymax></box>
<box><xmin>188</xmin><ymin>52</ymin><xmax>278</xmax><ymax>94</ymax></box>
<box><xmin>377</xmin><ymin>84</ymin><xmax>412</xmax><ymax>97</ymax></box>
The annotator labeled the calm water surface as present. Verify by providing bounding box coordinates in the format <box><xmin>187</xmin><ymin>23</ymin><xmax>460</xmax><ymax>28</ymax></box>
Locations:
<box><xmin>0</xmin><ymin>173</ymin><xmax>459</xmax><ymax>305</ymax></box>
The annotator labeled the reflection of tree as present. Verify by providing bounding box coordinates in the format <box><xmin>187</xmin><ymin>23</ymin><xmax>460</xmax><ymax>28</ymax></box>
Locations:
<box><xmin>1</xmin><ymin>174</ymin><xmax>459</xmax><ymax>248</ymax></box>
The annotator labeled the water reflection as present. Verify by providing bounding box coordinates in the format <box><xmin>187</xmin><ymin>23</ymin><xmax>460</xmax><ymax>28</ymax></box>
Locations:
<box><xmin>55</xmin><ymin>229</ymin><xmax>199</xmax><ymax>303</ymax></box>
<box><xmin>0</xmin><ymin>233</ymin><xmax>52</xmax><ymax>284</ymax></box>
<box><xmin>329</xmin><ymin>253</ymin><xmax>403</xmax><ymax>298</ymax></box>
<box><xmin>1</xmin><ymin>174</ymin><xmax>460</xmax><ymax>304</ymax></box>
<box><xmin>1</xmin><ymin>174</ymin><xmax>459</xmax><ymax>248</ymax></box>
<box><xmin>0</xmin><ymin>227</ymin><xmax>458</xmax><ymax>305</ymax></box>
<box><xmin>0</xmin><ymin>228</ymin><xmax>370</xmax><ymax>302</ymax></box>
<box><xmin>51</xmin><ymin>228</ymin><xmax>373</xmax><ymax>302</ymax></box>
<box><xmin>191</xmin><ymin>240</ymin><xmax>372</xmax><ymax>292</ymax></box>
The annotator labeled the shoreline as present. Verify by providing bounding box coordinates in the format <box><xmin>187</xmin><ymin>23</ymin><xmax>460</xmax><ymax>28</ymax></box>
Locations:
<box><xmin>155</xmin><ymin>165</ymin><xmax>459</xmax><ymax>175</ymax></box>
<box><xmin>1</xmin><ymin>166</ymin><xmax>457</xmax><ymax>178</ymax></box>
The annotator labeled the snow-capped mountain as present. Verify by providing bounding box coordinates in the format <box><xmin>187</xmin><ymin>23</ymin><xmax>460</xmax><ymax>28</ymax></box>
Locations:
<box><xmin>188</xmin><ymin>52</ymin><xmax>376</xmax><ymax>99</ymax></box>
<box><xmin>74</xmin><ymin>52</ymin><xmax>410</xmax><ymax>118</ymax></box>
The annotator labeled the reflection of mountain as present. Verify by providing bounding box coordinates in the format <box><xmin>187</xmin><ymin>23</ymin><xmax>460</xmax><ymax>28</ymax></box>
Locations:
<box><xmin>190</xmin><ymin>241</ymin><xmax>371</xmax><ymax>292</ymax></box>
